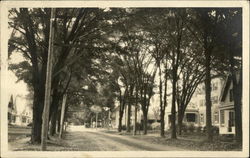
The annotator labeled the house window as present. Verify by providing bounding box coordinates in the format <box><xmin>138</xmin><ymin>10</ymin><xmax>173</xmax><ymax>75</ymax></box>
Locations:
<box><xmin>212</xmin><ymin>82</ymin><xmax>218</xmax><ymax>91</ymax></box>
<box><xmin>13</xmin><ymin>116</ymin><xmax>16</xmax><ymax>122</ymax></box>
<box><xmin>200</xmin><ymin>100</ymin><xmax>204</xmax><ymax>107</ymax></box>
<box><xmin>229</xmin><ymin>89</ymin><xmax>233</xmax><ymax>102</ymax></box>
<box><xmin>214</xmin><ymin>112</ymin><xmax>219</xmax><ymax>123</ymax></box>
<box><xmin>229</xmin><ymin>111</ymin><xmax>235</xmax><ymax>126</ymax></box>
<box><xmin>212</xmin><ymin>96</ymin><xmax>218</xmax><ymax>104</ymax></box>
<box><xmin>8</xmin><ymin>113</ymin><xmax>11</xmax><ymax>120</ymax></box>
<box><xmin>186</xmin><ymin>113</ymin><xmax>196</xmax><ymax>122</ymax></box>
<box><xmin>22</xmin><ymin>117</ymin><xmax>27</xmax><ymax>123</ymax></box>
<box><xmin>200</xmin><ymin>114</ymin><xmax>204</xmax><ymax>124</ymax></box>
<box><xmin>220</xmin><ymin>110</ymin><xmax>225</xmax><ymax>125</ymax></box>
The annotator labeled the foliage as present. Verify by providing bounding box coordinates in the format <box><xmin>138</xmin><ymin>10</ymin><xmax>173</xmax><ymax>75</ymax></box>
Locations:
<box><xmin>151</xmin><ymin>122</ymin><xmax>161</xmax><ymax>130</ymax></box>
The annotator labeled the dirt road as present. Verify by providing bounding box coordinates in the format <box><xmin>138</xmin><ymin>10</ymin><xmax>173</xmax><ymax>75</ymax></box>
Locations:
<box><xmin>64</xmin><ymin>128</ymin><xmax>184</xmax><ymax>151</ymax></box>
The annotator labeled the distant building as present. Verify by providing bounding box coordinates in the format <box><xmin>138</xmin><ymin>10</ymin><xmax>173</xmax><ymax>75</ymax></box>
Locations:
<box><xmin>8</xmin><ymin>95</ymin><xmax>17</xmax><ymax>124</ymax></box>
<box><xmin>165</xmin><ymin>77</ymin><xmax>225</xmax><ymax>129</ymax></box>
<box><xmin>110</xmin><ymin>75</ymin><xmax>242</xmax><ymax>135</ymax></box>
<box><xmin>219</xmin><ymin>75</ymin><xmax>240</xmax><ymax>135</ymax></box>
<box><xmin>8</xmin><ymin>94</ymin><xmax>32</xmax><ymax>126</ymax></box>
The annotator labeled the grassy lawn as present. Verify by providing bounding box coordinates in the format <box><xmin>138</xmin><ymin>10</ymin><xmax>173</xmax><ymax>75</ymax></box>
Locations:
<box><xmin>9</xmin><ymin>133</ymin><xmax>78</xmax><ymax>151</ymax></box>
<box><xmin>105</xmin><ymin>129</ymin><xmax>242</xmax><ymax>151</ymax></box>
<box><xmin>8</xmin><ymin>125</ymin><xmax>31</xmax><ymax>142</ymax></box>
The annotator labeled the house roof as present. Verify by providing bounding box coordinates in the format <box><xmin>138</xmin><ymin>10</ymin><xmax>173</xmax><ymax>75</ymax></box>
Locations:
<box><xmin>220</xmin><ymin>74</ymin><xmax>234</xmax><ymax>102</ymax></box>
<box><xmin>220</xmin><ymin>75</ymin><xmax>232</xmax><ymax>102</ymax></box>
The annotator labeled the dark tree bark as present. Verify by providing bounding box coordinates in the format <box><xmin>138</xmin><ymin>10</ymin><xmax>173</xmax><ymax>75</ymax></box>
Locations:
<box><xmin>201</xmin><ymin>10</ymin><xmax>213</xmax><ymax>141</ymax></box>
<box><xmin>158</xmin><ymin>64</ymin><xmax>164</xmax><ymax>137</ymax></box>
<box><xmin>31</xmin><ymin>87</ymin><xmax>45</xmax><ymax>144</ymax></box>
<box><xmin>204</xmin><ymin>44</ymin><xmax>213</xmax><ymax>141</ymax></box>
<box><xmin>57</xmin><ymin>110</ymin><xmax>61</xmax><ymax>133</ymax></box>
<box><xmin>171</xmin><ymin>68</ymin><xmax>177</xmax><ymax>139</ymax></box>
<box><xmin>177</xmin><ymin>110</ymin><xmax>185</xmax><ymax>135</ymax></box>
<box><xmin>159</xmin><ymin>63</ymin><xmax>167</xmax><ymax>137</ymax></box>
<box><xmin>49</xmin><ymin>93</ymin><xmax>61</xmax><ymax>136</ymax></box>
<box><xmin>126</xmin><ymin>85</ymin><xmax>134</xmax><ymax>133</ymax></box>
<box><xmin>232</xmin><ymin>72</ymin><xmax>242</xmax><ymax>143</ymax></box>
<box><xmin>161</xmin><ymin>75</ymin><xmax>167</xmax><ymax>137</ymax></box>
<box><xmin>142</xmin><ymin>111</ymin><xmax>148</xmax><ymax>135</ymax></box>
<box><xmin>118</xmin><ymin>88</ymin><xmax>127</xmax><ymax>132</ymax></box>
<box><xmin>230</xmin><ymin>55</ymin><xmax>242</xmax><ymax>143</ymax></box>
<box><xmin>49</xmin><ymin>110</ymin><xmax>58</xmax><ymax>136</ymax></box>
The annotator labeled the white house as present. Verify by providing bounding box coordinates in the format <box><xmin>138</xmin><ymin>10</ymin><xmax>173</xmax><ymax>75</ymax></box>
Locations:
<box><xmin>8</xmin><ymin>94</ymin><xmax>32</xmax><ymax>126</ymax></box>
<box><xmin>165</xmin><ymin>77</ymin><xmax>225</xmax><ymax>129</ymax></box>
<box><xmin>219</xmin><ymin>75</ymin><xmax>239</xmax><ymax>135</ymax></box>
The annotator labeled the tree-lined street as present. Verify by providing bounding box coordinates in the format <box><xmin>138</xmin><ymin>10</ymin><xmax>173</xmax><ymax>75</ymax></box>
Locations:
<box><xmin>7</xmin><ymin>7</ymin><xmax>243</xmax><ymax>151</ymax></box>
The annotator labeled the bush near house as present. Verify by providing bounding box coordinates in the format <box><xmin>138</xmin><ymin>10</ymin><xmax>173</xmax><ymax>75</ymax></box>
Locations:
<box><xmin>181</xmin><ymin>124</ymin><xmax>188</xmax><ymax>133</ymax></box>
<box><xmin>151</xmin><ymin>122</ymin><xmax>161</xmax><ymax>130</ymax></box>
<box><xmin>136</xmin><ymin>122</ymin><xmax>143</xmax><ymax>130</ymax></box>
<box><xmin>187</xmin><ymin>123</ymin><xmax>195</xmax><ymax>132</ymax></box>
<box><xmin>195</xmin><ymin>126</ymin><xmax>202</xmax><ymax>133</ymax></box>
<box><xmin>202</xmin><ymin>126</ymin><xmax>219</xmax><ymax>134</ymax></box>
<box><xmin>121</xmin><ymin>125</ymin><xmax>127</xmax><ymax>130</ymax></box>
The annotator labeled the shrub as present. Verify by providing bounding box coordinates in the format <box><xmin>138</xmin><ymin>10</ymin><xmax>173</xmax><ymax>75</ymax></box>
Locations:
<box><xmin>196</xmin><ymin>126</ymin><xmax>202</xmax><ymax>133</ymax></box>
<box><xmin>212</xmin><ymin>126</ymin><xmax>219</xmax><ymax>134</ymax></box>
<box><xmin>135</xmin><ymin>122</ymin><xmax>143</xmax><ymax>130</ymax></box>
<box><xmin>181</xmin><ymin>123</ymin><xmax>188</xmax><ymax>133</ymax></box>
<box><xmin>121</xmin><ymin>125</ymin><xmax>126</xmax><ymax>130</ymax></box>
<box><xmin>85</xmin><ymin>123</ymin><xmax>90</xmax><ymax>128</ymax></box>
<box><xmin>147</xmin><ymin>123</ymin><xmax>153</xmax><ymax>130</ymax></box>
<box><xmin>202</xmin><ymin>126</ymin><xmax>219</xmax><ymax>134</ymax></box>
<box><xmin>187</xmin><ymin>123</ymin><xmax>195</xmax><ymax>132</ymax></box>
<box><xmin>151</xmin><ymin>122</ymin><xmax>161</xmax><ymax>130</ymax></box>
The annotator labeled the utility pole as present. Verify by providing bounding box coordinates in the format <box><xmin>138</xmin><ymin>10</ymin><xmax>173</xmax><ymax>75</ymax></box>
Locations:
<box><xmin>41</xmin><ymin>8</ymin><xmax>56</xmax><ymax>151</ymax></box>
<box><xmin>59</xmin><ymin>94</ymin><xmax>67</xmax><ymax>139</ymax></box>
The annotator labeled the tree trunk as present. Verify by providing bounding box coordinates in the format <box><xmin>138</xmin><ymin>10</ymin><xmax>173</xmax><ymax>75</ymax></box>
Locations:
<box><xmin>118</xmin><ymin>88</ymin><xmax>127</xmax><ymax>132</ymax></box>
<box><xmin>30</xmin><ymin>60</ymin><xmax>46</xmax><ymax>144</ymax></box>
<box><xmin>160</xmin><ymin>111</ymin><xmax>165</xmax><ymax>137</ymax></box>
<box><xmin>171</xmin><ymin>67</ymin><xmax>177</xmax><ymax>139</ymax></box>
<box><xmin>205</xmin><ymin>48</ymin><xmax>213</xmax><ymax>141</ymax></box>
<box><xmin>233</xmin><ymin>82</ymin><xmax>242</xmax><ymax>143</ymax></box>
<box><xmin>161</xmin><ymin>65</ymin><xmax>168</xmax><ymax>137</ymax></box>
<box><xmin>126</xmin><ymin>85</ymin><xmax>134</xmax><ymax>133</ymax></box>
<box><xmin>49</xmin><ymin>110</ymin><xmax>57</xmax><ymax>136</ymax></box>
<box><xmin>178</xmin><ymin>111</ymin><xmax>184</xmax><ymax>135</ymax></box>
<box><xmin>59</xmin><ymin>94</ymin><xmax>67</xmax><ymax>139</ymax></box>
<box><xmin>159</xmin><ymin>64</ymin><xmax>165</xmax><ymax>137</ymax></box>
<box><xmin>31</xmin><ymin>89</ymin><xmax>44</xmax><ymax>144</ymax></box>
<box><xmin>57</xmin><ymin>110</ymin><xmax>61</xmax><ymax>133</ymax></box>
<box><xmin>133</xmin><ymin>105</ymin><xmax>138</xmax><ymax>135</ymax></box>
<box><xmin>118</xmin><ymin>112</ymin><xmax>123</xmax><ymax>132</ymax></box>
<box><xmin>143</xmin><ymin>112</ymin><xmax>148</xmax><ymax>135</ymax></box>
<box><xmin>49</xmin><ymin>90</ymin><xmax>60</xmax><ymax>136</ymax></box>
<box><xmin>133</xmin><ymin>86</ymin><xmax>138</xmax><ymax>135</ymax></box>
<box><xmin>126</xmin><ymin>102</ymin><xmax>131</xmax><ymax>132</ymax></box>
<box><xmin>231</xmin><ymin>68</ymin><xmax>242</xmax><ymax>143</ymax></box>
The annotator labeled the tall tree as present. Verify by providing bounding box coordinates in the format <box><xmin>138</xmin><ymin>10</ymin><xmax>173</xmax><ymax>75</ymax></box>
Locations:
<box><xmin>135</xmin><ymin>8</ymin><xmax>171</xmax><ymax>137</ymax></box>
<box><xmin>214</xmin><ymin>8</ymin><xmax>242</xmax><ymax>142</ymax></box>
<box><xmin>9</xmin><ymin>8</ymin><xmax>51</xmax><ymax>143</ymax></box>
<box><xmin>176</xmin><ymin>44</ymin><xmax>205</xmax><ymax>135</ymax></box>
<box><xmin>186</xmin><ymin>8</ymin><xmax>221</xmax><ymax>141</ymax></box>
<box><xmin>8</xmin><ymin>8</ymin><xmax>110</xmax><ymax>143</ymax></box>
<box><xmin>167</xmin><ymin>9</ymin><xmax>187</xmax><ymax>139</ymax></box>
